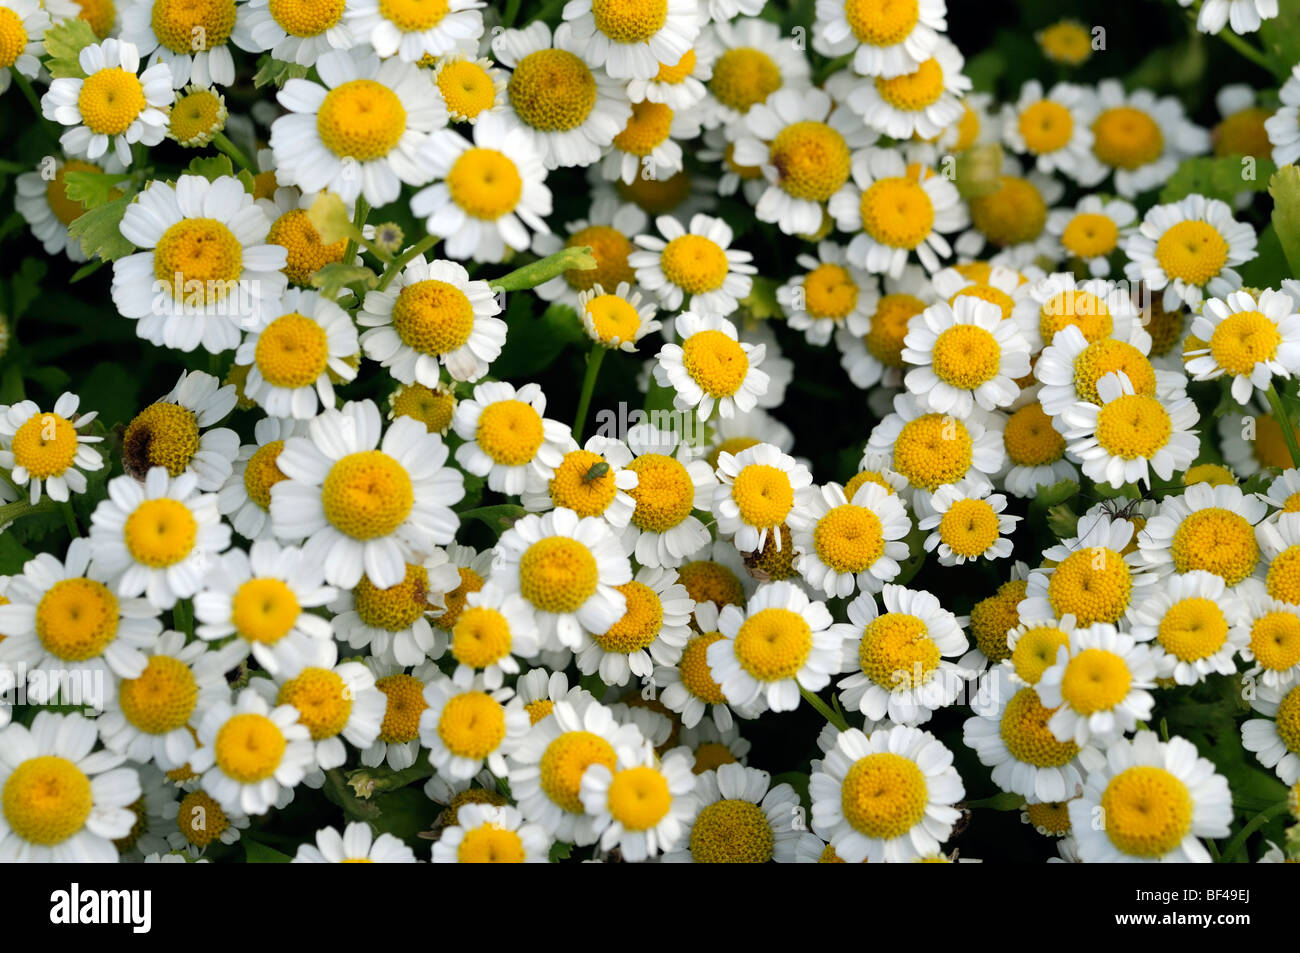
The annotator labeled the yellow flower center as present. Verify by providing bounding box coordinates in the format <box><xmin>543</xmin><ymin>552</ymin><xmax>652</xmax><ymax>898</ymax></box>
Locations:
<box><xmin>1004</xmin><ymin>402</ymin><xmax>1065</xmax><ymax>466</ymax></box>
<box><xmin>1275</xmin><ymin>686</ymin><xmax>1300</xmax><ymax>753</ymax></box>
<box><xmin>1012</xmin><ymin>624</ymin><xmax>1070</xmax><ymax>685</ymax></box>
<box><xmin>1038</xmin><ymin>20</ymin><xmax>1091</xmax><ymax>64</ymax></box>
<box><xmin>564</xmin><ymin>225</ymin><xmax>635</xmax><ymax>291</ymax></box>
<box><xmin>617</xmin><ymin>167</ymin><xmax>691</xmax><ymax>212</ymax></box>
<box><xmin>814</xmin><ymin>503</ymin><xmax>885</xmax><ymax>574</ymax></box>
<box><xmin>269</xmin><ymin>0</ymin><xmax>345</xmax><ymax>36</ymax></box>
<box><xmin>1062</xmin><ymin>212</ymin><xmax>1120</xmax><ymax>259</ymax></box>
<box><xmin>120</xmin><ymin>655</ymin><xmax>198</xmax><ymax>734</ymax></box>
<box><xmin>844</xmin><ymin>0</ymin><xmax>919</xmax><ymax>44</ymax></box>
<box><xmin>660</xmin><ymin>234</ymin><xmax>730</xmax><ymax>295</ymax></box>
<box><xmin>1094</xmin><ymin>393</ymin><xmax>1172</xmax><ymax>460</ymax></box>
<box><xmin>592</xmin><ymin>0</ymin><xmax>667</xmax><ymax>43</ymax></box>
<box><xmin>151</xmin><ymin>0</ymin><xmax>236</xmax><ymax>53</ymax></box>
<box><xmin>970</xmin><ymin>176</ymin><xmax>1046</xmax><ymax>247</ymax></box>
<box><xmin>175</xmin><ymin>790</ymin><xmax>227</xmax><ymax>846</ymax></box>
<box><xmin>1092</xmin><ymin>106</ymin><xmax>1163</xmax><ymax>170</ymax></box>
<box><xmin>278</xmin><ymin>667</ymin><xmax>352</xmax><ymax>739</ymax></box>
<box><xmin>677</xmin><ymin>560</ymin><xmax>744</xmax><ymax>607</ymax></box>
<box><xmin>1267</xmin><ymin>545</ymin><xmax>1300</xmax><ymax>605</ymax></box>
<box><xmin>321</xmin><ymin>450</ymin><xmax>413</xmax><ymax>540</ymax></box>
<box><xmin>584</xmin><ymin>293</ymin><xmax>642</xmax><ymax>344</ymax></box>
<box><xmin>458</xmin><ymin>824</ymin><xmax>526</xmax><ymax>862</ymax></box>
<box><xmin>679</xmin><ymin>631</ymin><xmax>727</xmax><ymax>703</ymax></box>
<box><xmin>1157</xmin><ymin>597</ymin><xmax>1228</xmax><ymax>662</ymax></box>
<box><xmin>801</xmin><ymin>263</ymin><xmax>858</xmax><ymax>320</ymax></box>
<box><xmin>595</xmin><ymin>581</ymin><xmax>663</xmax><ymax>653</ymax></box>
<box><xmin>931</xmin><ymin>323</ymin><xmax>1002</xmax><ymax>390</ymax></box>
<box><xmin>354</xmin><ymin>562</ymin><xmax>429</xmax><ymax>631</ymax></box>
<box><xmin>122</xmin><ymin>403</ymin><xmax>200</xmax><ymax>481</ymax></box>
<box><xmin>316</xmin><ymin>80</ymin><xmax>406</xmax><ymax>161</ymax></box>
<box><xmin>858</xmin><ymin>612</ymin><xmax>939</xmax><ymax>690</ymax></box>
<box><xmin>1100</xmin><ymin>766</ymin><xmax>1193</xmax><ymax>857</ymax></box>
<box><xmin>1025</xmin><ymin>799</ymin><xmax>1073</xmax><ymax>834</ymax></box>
<box><xmin>1154</xmin><ymin>220</ymin><xmax>1229</xmax><ymax>287</ymax></box>
<box><xmin>1047</xmin><ymin>547</ymin><xmax>1132</xmax><ymax>625</ymax></box>
<box><xmin>214</xmin><ymin>713</ymin><xmax>286</xmax><ymax>783</ymax></box>
<box><xmin>392</xmin><ymin>383</ymin><xmax>456</xmax><ymax>433</ymax></box>
<box><xmin>377</xmin><ymin>0</ymin><xmax>447</xmax><ymax>31</ymax></box>
<box><xmin>548</xmin><ymin>449</ymin><xmax>618</xmax><ymax>517</ymax></box>
<box><xmin>865</xmin><ymin>293</ymin><xmax>926</xmax><ymax>365</ymax></box>
<box><xmin>1184</xmin><ymin>463</ymin><xmax>1237</xmax><ymax>487</ymax></box>
<box><xmin>152</xmin><ymin>217</ymin><xmax>244</xmax><ymax>305</ymax></box>
<box><xmin>451</xmin><ymin>606</ymin><xmax>513</xmax><ymax>668</ymax></box>
<box><xmin>2</xmin><ymin>756</ymin><xmax>93</xmax><ymax>846</ymax></box>
<box><xmin>1072</xmin><ymin>339</ymin><xmax>1156</xmax><ymax>405</ymax></box>
<box><xmin>1209</xmin><ymin>310</ymin><xmax>1280</xmax><ymax>377</ymax></box>
<box><xmin>391</xmin><ymin>279</ymin><xmax>475</xmax><ymax>356</ymax></box>
<box><xmin>1018</xmin><ymin>99</ymin><xmax>1074</xmax><ymax>154</ymax></box>
<box><xmin>268</xmin><ymin>209</ymin><xmax>348</xmax><ymax>287</ymax></box>
<box><xmin>435</xmin><ymin>566</ymin><xmax>483</xmax><ymax>632</ymax></box>
<box><xmin>768</xmin><ymin>121</ymin><xmax>851</xmax><ymax>202</ymax></box>
<box><xmin>859</xmin><ymin>177</ymin><xmax>934</xmax><ymax>250</ymax></box>
<box><xmin>437</xmin><ymin>59</ymin><xmax>497</xmax><ymax>120</ymax></box>
<box><xmin>731</xmin><ymin>464</ymin><xmax>794</xmax><ymax>530</ymax></box>
<box><xmin>508</xmin><ymin>48</ymin><xmax>597</xmax><ymax>132</ymax></box>
<box><xmin>692</xmin><ymin>741</ymin><xmax>736</xmax><ymax>774</ymax></box>
<box><xmin>689</xmin><ymin>799</ymin><xmax>774</xmax><ymax>862</ymax></box>
<box><xmin>78</xmin><ymin>67</ymin><xmax>147</xmax><ymax>137</ymax></box>
<box><xmin>123</xmin><ymin>498</ymin><xmax>198</xmax><ymax>568</ymax></box>
<box><xmin>169</xmin><ymin>87</ymin><xmax>225</xmax><ymax>144</ymax></box>
<box><xmin>840</xmin><ymin>752</ymin><xmax>928</xmax><ymax>839</ymax></box>
<box><xmin>1000</xmin><ymin>687</ymin><xmax>1080</xmax><ymax>767</ymax></box>
<box><xmin>446</xmin><ymin>147</ymin><xmax>523</xmax><ymax>220</ymax></box>
<box><xmin>892</xmin><ymin>413</ymin><xmax>972</xmax><ymax>492</ymax></box>
<box><xmin>605</xmin><ymin>765</ymin><xmax>671</xmax><ymax>830</ymax></box>
<box><xmin>476</xmin><ymin>399</ymin><xmax>544</xmax><ymax>466</ymax></box>
<box><xmin>1250</xmin><ymin>610</ymin><xmax>1300</xmax><ymax>673</ymax></box>
<box><xmin>540</xmin><ymin>730</ymin><xmax>617</xmax><ymax>813</ymax></box>
<box><xmin>733</xmin><ymin>607</ymin><xmax>812</xmax><ymax>681</ymax></box>
<box><xmin>438</xmin><ymin>691</ymin><xmax>506</xmax><ymax>759</ymax></box>
<box><xmin>35</xmin><ymin>578</ymin><xmax>122</xmax><ymax>660</ymax></box>
<box><xmin>255</xmin><ymin>313</ymin><xmax>329</xmax><ymax>389</ymax></box>
<box><xmin>242</xmin><ymin>439</ymin><xmax>288</xmax><ymax>511</ymax></box>
<box><xmin>1039</xmin><ymin>290</ymin><xmax>1113</xmax><ymax>345</ymax></box>
<box><xmin>709</xmin><ymin>47</ymin><xmax>780</xmax><ymax>114</ymax></box>
<box><xmin>614</xmin><ymin>99</ymin><xmax>673</xmax><ymax>156</ymax></box>
<box><xmin>707</xmin><ymin>437</ymin><xmax>758</xmax><ymax>470</ymax></box>
<box><xmin>11</xmin><ymin>412</ymin><xmax>80</xmax><ymax>480</ymax></box>
<box><xmin>1214</xmin><ymin>106</ymin><xmax>1273</xmax><ymax>158</ymax></box>
<box><xmin>45</xmin><ymin>161</ymin><xmax>106</xmax><ymax>227</ymax></box>
<box><xmin>874</xmin><ymin>58</ymin><xmax>945</xmax><ymax>111</ymax></box>
<box><xmin>1060</xmin><ymin>647</ymin><xmax>1132</xmax><ymax>714</ymax></box>
<box><xmin>1169</xmin><ymin>508</ymin><xmax>1258</xmax><ymax>586</ymax></box>
<box><xmin>523</xmin><ymin>699</ymin><xmax>554</xmax><ymax>724</ymax></box>
<box><xmin>376</xmin><ymin>673</ymin><xmax>426</xmax><ymax>743</ymax></box>
<box><xmin>655</xmin><ymin>48</ymin><xmax>695</xmax><ymax>83</ymax></box>
<box><xmin>938</xmin><ymin>497</ymin><xmax>1000</xmax><ymax>558</ymax></box>
<box><xmin>74</xmin><ymin>0</ymin><xmax>117</xmax><ymax>37</ymax></box>
<box><xmin>230</xmin><ymin>576</ymin><xmax>301</xmax><ymax>645</ymax></box>
<box><xmin>681</xmin><ymin>328</ymin><xmax>748</xmax><ymax>396</ymax></box>
<box><xmin>518</xmin><ymin>536</ymin><xmax>598</xmax><ymax>614</ymax></box>
<box><xmin>969</xmin><ymin>579</ymin><xmax>1026</xmax><ymax>662</ymax></box>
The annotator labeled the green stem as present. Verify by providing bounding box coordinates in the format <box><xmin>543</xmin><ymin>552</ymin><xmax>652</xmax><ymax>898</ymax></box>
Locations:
<box><xmin>503</xmin><ymin>0</ymin><xmax>522</xmax><ymax>26</ymax></box>
<box><xmin>1221</xmin><ymin>801</ymin><xmax>1288</xmax><ymax>862</ymax></box>
<box><xmin>172</xmin><ymin>598</ymin><xmax>194</xmax><ymax>639</ymax></box>
<box><xmin>573</xmin><ymin>345</ymin><xmax>606</xmax><ymax>442</ymax></box>
<box><xmin>1265</xmin><ymin>382</ymin><xmax>1300</xmax><ymax>469</ymax></box>
<box><xmin>342</xmin><ymin>198</ymin><xmax>370</xmax><ymax>277</ymax></box>
<box><xmin>376</xmin><ymin>233</ymin><xmax>438</xmax><ymax>292</ymax></box>
<box><xmin>799</xmin><ymin>685</ymin><xmax>849</xmax><ymax>731</ymax></box>
<box><xmin>60</xmin><ymin>501</ymin><xmax>80</xmax><ymax>538</ymax></box>
<box><xmin>1200</xmin><ymin>14</ymin><xmax>1274</xmax><ymax>72</ymax></box>
<box><xmin>212</xmin><ymin>132</ymin><xmax>254</xmax><ymax>174</ymax></box>
<box><xmin>0</xmin><ymin>497</ymin><xmax>59</xmax><ymax>527</ymax></box>
<box><xmin>491</xmin><ymin>245</ymin><xmax>597</xmax><ymax>293</ymax></box>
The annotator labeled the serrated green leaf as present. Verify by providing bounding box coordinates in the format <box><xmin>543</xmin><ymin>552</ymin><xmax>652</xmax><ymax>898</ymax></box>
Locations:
<box><xmin>66</xmin><ymin>194</ymin><xmax>135</xmax><ymax>261</ymax></box>
<box><xmin>1269</xmin><ymin>164</ymin><xmax>1300</xmax><ymax>279</ymax></box>
<box><xmin>43</xmin><ymin>18</ymin><xmax>98</xmax><ymax>79</ymax></box>
<box><xmin>1159</xmin><ymin>155</ymin><xmax>1275</xmax><ymax>204</ymax></box>
<box><xmin>62</xmin><ymin>170</ymin><xmax>130</xmax><ymax>209</ymax></box>
<box><xmin>183</xmin><ymin>154</ymin><xmax>236</xmax><ymax>183</ymax></box>
<box><xmin>253</xmin><ymin>55</ymin><xmax>310</xmax><ymax>89</ymax></box>
<box><xmin>310</xmin><ymin>262</ymin><xmax>378</xmax><ymax>297</ymax></box>
<box><xmin>1046</xmin><ymin>504</ymin><xmax>1078</xmax><ymax>540</ymax></box>
<box><xmin>1034</xmin><ymin>479</ymin><xmax>1079</xmax><ymax>508</ymax></box>
<box><xmin>548</xmin><ymin>841</ymin><xmax>573</xmax><ymax>862</ymax></box>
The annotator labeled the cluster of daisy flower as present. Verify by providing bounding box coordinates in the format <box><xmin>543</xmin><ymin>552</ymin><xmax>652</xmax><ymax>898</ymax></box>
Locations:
<box><xmin>2</xmin><ymin>0</ymin><xmax>1300</xmax><ymax>866</ymax></box>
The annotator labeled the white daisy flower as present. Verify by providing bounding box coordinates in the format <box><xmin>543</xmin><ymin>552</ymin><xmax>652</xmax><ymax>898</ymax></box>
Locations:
<box><xmin>1068</xmin><ymin>731</ymin><xmax>1231</xmax><ymax>863</ymax></box>
<box><xmin>1083</xmin><ymin>79</ymin><xmax>1210</xmax><ymax>198</ymax></box>
<box><xmin>164</xmin><ymin>788</ymin><xmax>250</xmax><ymax>856</ymax></box>
<box><xmin>711</xmin><ymin>443</ymin><xmax>812</xmax><ymax>553</ymax></box>
<box><xmin>358</xmin><ymin>255</ymin><xmax>505</xmax><ymax>385</ymax></box>
<box><xmin>653</xmin><ymin>599</ymin><xmax>754</xmax><ymax>731</ymax></box>
<box><xmin>344</xmin><ymin>0</ymin><xmax>483</xmax><ymax>63</ymax></box>
<box><xmin>1031</xmin><ymin>319</ymin><xmax>1175</xmax><ymax>423</ymax></box>
<box><xmin>420</xmin><ymin>671</ymin><xmax>529</xmax><ymax>781</ymax></box>
<box><xmin>1234</xmin><ymin>579</ymin><xmax>1300</xmax><ymax>691</ymax></box>
<box><xmin>271</xmin><ymin>49</ymin><xmax>447</xmax><ymax>207</ymax></box>
<box><xmin>845</xmin><ymin>35</ymin><xmax>969</xmax><ymax>140</ymax></box>
<box><xmin>580</xmin><ymin>743</ymin><xmax>697</xmax><ymax>861</ymax></box>
<box><xmin>919</xmin><ymin>479</ymin><xmax>1019</xmax><ymax>565</ymax></box>
<box><xmin>452</xmin><ymin>381</ymin><xmax>572</xmax><ymax>495</ymax></box>
<box><xmin>828</xmin><ymin>146</ymin><xmax>968</xmax><ymax>277</ymax></box>
<box><xmin>777</xmin><ymin>241</ymin><xmax>878</xmax><ymax>346</ymax></box>
<box><xmin>1001</xmin><ymin>80</ymin><xmax>1103</xmax><ymax>181</ymax></box>
<box><xmin>1137</xmin><ymin>482</ymin><xmax>1267</xmax><ymax>588</ymax></box>
<box><xmin>1261</xmin><ymin>467</ymin><xmax>1300</xmax><ymax>520</ymax></box>
<box><xmin>120</xmin><ymin>370</ymin><xmax>239</xmax><ymax>492</ymax></box>
<box><xmin>1003</xmin><ymin>614</ymin><xmax>1080</xmax><ymax>687</ymax></box>
<box><xmin>996</xmin><ymin>399</ymin><xmax>1079</xmax><ymax>498</ymax></box>
<box><xmin>835</xmin><ymin>263</ymin><xmax>936</xmax><ymax>388</ymax></box>
<box><xmin>270</xmin><ymin>399</ymin><xmax>464</xmax><ymax>590</ymax></box>
<box><xmin>1242</xmin><ymin>681</ymin><xmax>1300</xmax><ymax>784</ymax></box>
<box><xmin>0</xmin><ymin>537</ymin><xmax>161</xmax><ymax>699</ymax></box>
<box><xmin>577</xmin><ymin>282</ymin><xmax>661</xmax><ymax>352</ymax></box>
<box><xmin>707</xmin><ymin>581</ymin><xmax>849</xmax><ymax>714</ymax></box>
<box><xmin>663</xmin><ymin>762</ymin><xmax>803</xmax><ymax>862</ymax></box>
<box><xmin>193</xmin><ymin>539</ymin><xmax>336</xmax><ymax>676</ymax></box>
<box><xmin>812</xmin><ymin>0</ymin><xmax>945</xmax><ymax>78</ymax></box>
<box><xmin>41</xmin><ymin>38</ymin><xmax>173</xmax><ymax>166</ymax></box>
<box><xmin>1037</xmin><ymin>624</ymin><xmax>1158</xmax><ymax>747</ymax></box>
<box><xmin>953</xmin><ymin>159</ymin><xmax>1065</xmax><ymax>268</ymax></box>
<box><xmin>531</xmin><ymin>196</ymin><xmax>648</xmax><ymax>311</ymax></box>
<box><xmin>654</xmin><ymin>311</ymin><xmax>768</xmax><ymax>421</ymax></box>
<box><xmin>235</xmin><ymin>289</ymin><xmax>359</xmax><ymax>419</ymax></box>
<box><xmin>562</xmin><ymin>0</ymin><xmax>698</xmax><ymax>81</ymax></box>
<box><xmin>1187</xmin><ymin>288</ymin><xmax>1300</xmax><ymax>404</ymax></box>
<box><xmin>521</xmin><ymin>433</ymin><xmax>639</xmax><ymax>528</ymax></box>
<box><xmin>1045</xmin><ymin>194</ymin><xmax>1137</xmax><ymax>277</ymax></box>
<box><xmin>810</xmin><ymin>724</ymin><xmax>964</xmax><ymax>864</ymax></box>
<box><xmin>0</xmin><ymin>392</ymin><xmax>103</xmax><ymax>504</ymax></box>
<box><xmin>98</xmin><ymin>630</ymin><xmax>236</xmax><ymax>771</ymax></box>
<box><xmin>514</xmin><ymin>667</ymin><xmax>595</xmax><ymax>726</ymax></box>
<box><xmin>837</xmin><ymin>585</ymin><xmax>969</xmax><ymax>725</ymax></box>
<box><xmin>1180</xmin><ymin>0</ymin><xmax>1278</xmax><ymax>34</ymax></box>
<box><xmin>119</xmin><ymin>0</ymin><xmax>241</xmax><ymax>87</ymax></box>
<box><xmin>112</xmin><ymin>175</ymin><xmax>287</xmax><ymax>352</ymax></box>
<box><xmin>447</xmin><ymin>581</ymin><xmax>540</xmax><ymax>690</ymax></box>
<box><xmin>0</xmin><ymin>0</ymin><xmax>46</xmax><ymax>94</ymax></box>
<box><xmin>701</xmin><ymin>16</ymin><xmax>811</xmax><ymax>129</ymax></box>
<box><xmin>631</xmin><ymin>213</ymin><xmax>756</xmax><ymax>316</ymax></box>
<box><xmin>600</xmin><ymin>97</ymin><xmax>699</xmax><ymax>185</ymax></box>
<box><xmin>789</xmin><ymin>480</ymin><xmax>910</xmax><ymax>598</ymax></box>
<box><xmin>577</xmin><ymin>565</ymin><xmax>693</xmax><ymax>687</ymax></box>
<box><xmin>217</xmin><ymin>416</ymin><xmax>307</xmax><ymax>542</ymax></box>
<box><xmin>617</xmin><ymin>423</ymin><xmax>717</xmax><ymax>569</ymax></box>
<box><xmin>430</xmin><ymin>52</ymin><xmax>509</xmax><ymax>124</ymax></box>
<box><xmin>1128</xmin><ymin>570</ymin><xmax>1249</xmax><ymax>685</ymax></box>
<box><xmin>88</xmin><ymin>467</ymin><xmax>231</xmax><ymax>610</ymax></box>
<box><xmin>492</xmin><ymin>507</ymin><xmax>632</xmax><ymax>651</ymax></box>
<box><xmin>293</xmin><ymin>821</ymin><xmax>417</xmax><ymax>863</ymax></box>
<box><xmin>189</xmin><ymin>688</ymin><xmax>315</xmax><ymax>816</ymax></box>
<box><xmin>491</xmin><ymin>20</ymin><xmax>631</xmax><ymax>168</ymax></box>
<box><xmin>1266</xmin><ymin>63</ymin><xmax>1300</xmax><ymax>168</ymax></box>
<box><xmin>361</xmin><ymin>661</ymin><xmax>437</xmax><ymax>771</ymax></box>
<box><xmin>0</xmin><ymin>712</ymin><xmax>140</xmax><ymax>862</ymax></box>
<box><xmin>431</xmin><ymin>803</ymin><xmax>552</xmax><ymax>862</ymax></box>
<box><xmin>624</xmin><ymin>23</ymin><xmax>715</xmax><ymax>109</ymax></box>
<box><xmin>230</xmin><ymin>0</ymin><xmax>353</xmax><ymax>68</ymax></box>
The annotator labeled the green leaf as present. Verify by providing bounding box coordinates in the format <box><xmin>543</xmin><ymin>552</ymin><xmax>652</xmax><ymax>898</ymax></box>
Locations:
<box><xmin>183</xmin><ymin>154</ymin><xmax>236</xmax><ymax>183</ymax></box>
<box><xmin>0</xmin><ymin>533</ymin><xmax>34</xmax><ymax>575</ymax></box>
<box><xmin>43</xmin><ymin>17</ymin><xmax>99</xmax><ymax>80</ymax></box>
<box><xmin>253</xmin><ymin>55</ymin><xmax>310</xmax><ymax>89</ymax></box>
<box><xmin>964</xmin><ymin>791</ymin><xmax>1024</xmax><ymax>811</ymax></box>
<box><xmin>492</xmin><ymin>299</ymin><xmax>584</xmax><ymax>380</ymax></box>
<box><xmin>11</xmin><ymin>258</ymin><xmax>47</xmax><ymax>320</ymax></box>
<box><xmin>1258</xmin><ymin>0</ymin><xmax>1300</xmax><ymax>82</ymax></box>
<box><xmin>1033</xmin><ymin>479</ymin><xmax>1079</xmax><ymax>508</ymax></box>
<box><xmin>243</xmin><ymin>839</ymin><xmax>293</xmax><ymax>863</ymax></box>
<box><xmin>1240</xmin><ymin>223</ymin><xmax>1288</xmax><ymax>289</ymax></box>
<box><xmin>310</xmin><ymin>262</ymin><xmax>378</xmax><ymax>297</ymax></box>
<box><xmin>1269</xmin><ymin>165</ymin><xmax>1300</xmax><ymax>279</ymax></box>
<box><xmin>66</xmin><ymin>194</ymin><xmax>135</xmax><ymax>261</ymax></box>
<box><xmin>1159</xmin><ymin>155</ymin><xmax>1276</xmax><ymax>204</ymax></box>
<box><xmin>62</xmin><ymin>170</ymin><xmax>131</xmax><ymax>209</ymax></box>
<box><xmin>1046</xmin><ymin>503</ymin><xmax>1078</xmax><ymax>540</ymax></box>
<box><xmin>457</xmin><ymin>504</ymin><xmax>526</xmax><ymax>534</ymax></box>
<box><xmin>548</xmin><ymin>841</ymin><xmax>573</xmax><ymax>862</ymax></box>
